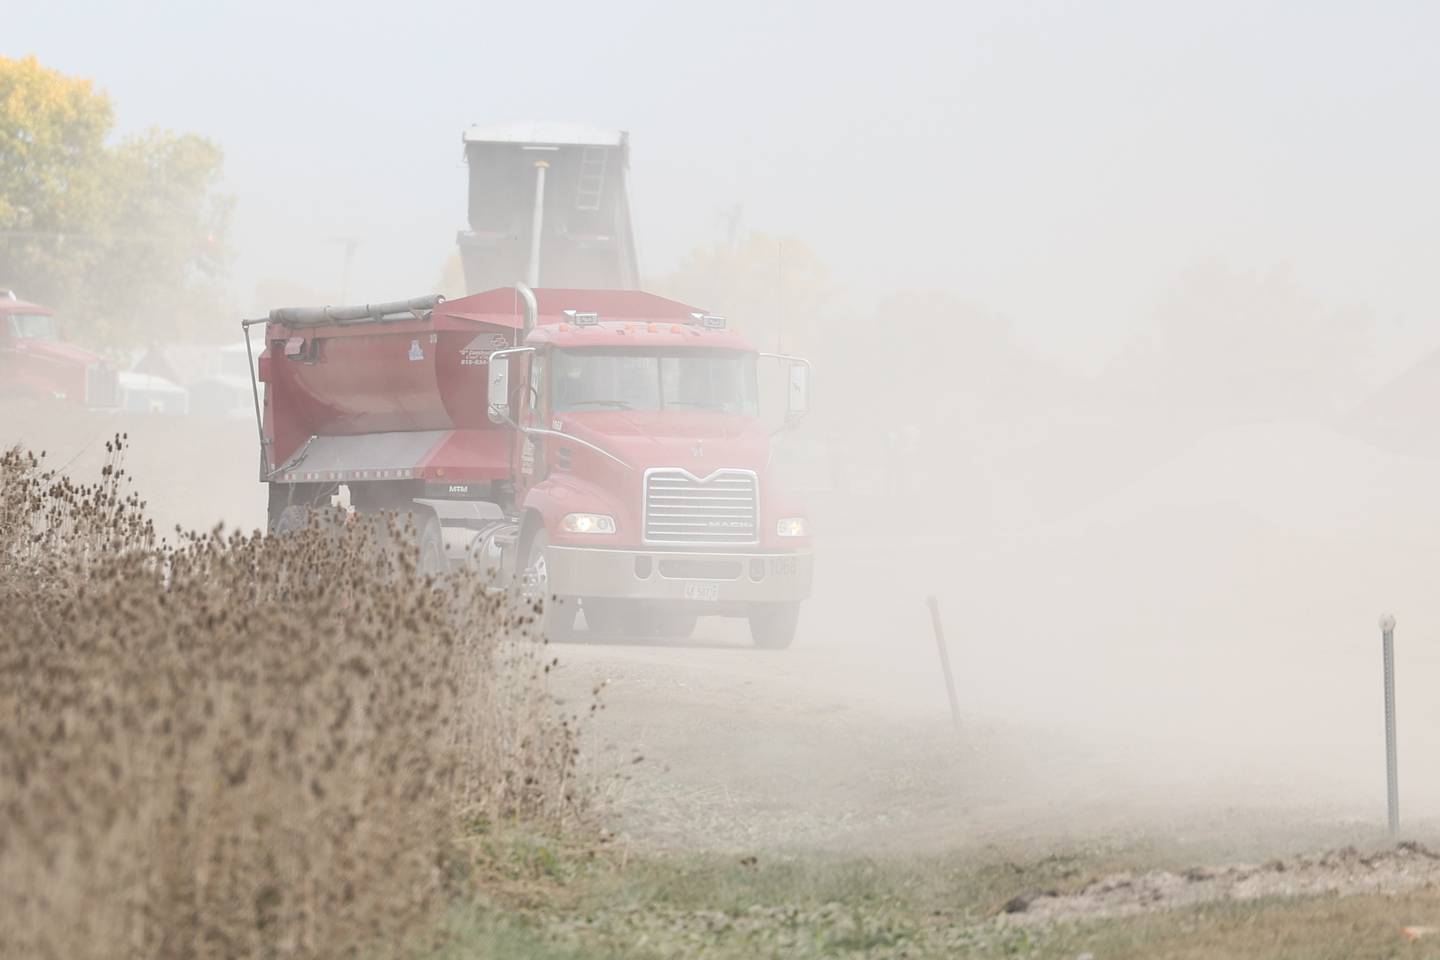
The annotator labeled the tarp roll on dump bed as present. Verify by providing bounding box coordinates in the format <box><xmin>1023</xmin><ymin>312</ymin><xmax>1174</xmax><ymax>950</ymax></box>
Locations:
<box><xmin>269</xmin><ymin>295</ymin><xmax>445</xmax><ymax>327</ymax></box>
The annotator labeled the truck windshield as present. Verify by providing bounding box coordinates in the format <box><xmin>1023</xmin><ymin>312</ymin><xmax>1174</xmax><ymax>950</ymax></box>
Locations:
<box><xmin>7</xmin><ymin>313</ymin><xmax>59</xmax><ymax>341</ymax></box>
<box><xmin>553</xmin><ymin>348</ymin><xmax>759</xmax><ymax>416</ymax></box>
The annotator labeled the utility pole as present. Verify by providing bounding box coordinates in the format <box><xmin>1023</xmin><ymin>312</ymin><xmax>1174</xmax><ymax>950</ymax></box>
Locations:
<box><xmin>723</xmin><ymin>203</ymin><xmax>742</xmax><ymax>250</ymax></box>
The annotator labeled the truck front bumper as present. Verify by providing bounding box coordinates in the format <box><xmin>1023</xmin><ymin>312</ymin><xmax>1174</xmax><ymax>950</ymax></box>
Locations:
<box><xmin>546</xmin><ymin>546</ymin><xmax>814</xmax><ymax>605</ymax></box>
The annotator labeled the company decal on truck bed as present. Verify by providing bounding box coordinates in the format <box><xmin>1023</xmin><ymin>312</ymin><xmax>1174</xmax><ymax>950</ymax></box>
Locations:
<box><xmin>460</xmin><ymin>334</ymin><xmax>511</xmax><ymax>366</ymax></box>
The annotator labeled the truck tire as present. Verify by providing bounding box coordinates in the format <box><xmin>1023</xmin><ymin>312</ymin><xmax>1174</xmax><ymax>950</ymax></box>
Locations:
<box><xmin>748</xmin><ymin>603</ymin><xmax>800</xmax><ymax>649</ymax></box>
<box><xmin>267</xmin><ymin>481</ymin><xmax>334</xmax><ymax>533</ymax></box>
<box><xmin>413</xmin><ymin>510</ymin><xmax>446</xmax><ymax>577</ymax></box>
<box><xmin>271</xmin><ymin>504</ymin><xmax>312</xmax><ymax>536</ymax></box>
<box><xmin>522</xmin><ymin>530</ymin><xmax>575</xmax><ymax>642</ymax></box>
<box><xmin>350</xmin><ymin>501</ymin><xmax>445</xmax><ymax>577</ymax></box>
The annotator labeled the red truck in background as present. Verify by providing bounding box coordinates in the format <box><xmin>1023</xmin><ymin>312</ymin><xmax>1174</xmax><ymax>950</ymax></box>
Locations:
<box><xmin>247</xmin><ymin>285</ymin><xmax>814</xmax><ymax>647</ymax></box>
<box><xmin>0</xmin><ymin>290</ymin><xmax>118</xmax><ymax>407</ymax></box>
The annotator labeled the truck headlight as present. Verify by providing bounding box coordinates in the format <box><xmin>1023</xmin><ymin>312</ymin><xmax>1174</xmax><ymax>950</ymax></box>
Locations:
<box><xmin>561</xmin><ymin>513</ymin><xmax>616</xmax><ymax>534</ymax></box>
<box><xmin>776</xmin><ymin>517</ymin><xmax>809</xmax><ymax>537</ymax></box>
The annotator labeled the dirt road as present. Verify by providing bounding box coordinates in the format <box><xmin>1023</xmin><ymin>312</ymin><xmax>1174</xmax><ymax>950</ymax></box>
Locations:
<box><xmin>0</xmin><ymin>399</ymin><xmax>265</xmax><ymax>534</ymax></box>
<box><xmin>550</xmin><ymin>528</ymin><xmax>1438</xmax><ymax>860</ymax></box>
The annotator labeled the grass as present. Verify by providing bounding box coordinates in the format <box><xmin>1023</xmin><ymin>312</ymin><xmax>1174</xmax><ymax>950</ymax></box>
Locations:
<box><xmin>439</xmin><ymin>829</ymin><xmax>1440</xmax><ymax>959</ymax></box>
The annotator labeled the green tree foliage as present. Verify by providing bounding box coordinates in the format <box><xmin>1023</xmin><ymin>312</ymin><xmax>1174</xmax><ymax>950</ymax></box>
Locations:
<box><xmin>0</xmin><ymin>56</ymin><xmax>112</xmax><ymax>308</ymax></box>
<box><xmin>0</xmin><ymin>55</ymin><xmax>231</xmax><ymax>345</ymax></box>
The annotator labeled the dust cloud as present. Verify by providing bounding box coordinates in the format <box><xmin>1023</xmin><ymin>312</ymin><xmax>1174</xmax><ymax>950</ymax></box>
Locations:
<box><xmin>762</xmin><ymin>263</ymin><xmax>1440</xmax><ymax>852</ymax></box>
<box><xmin>10</xmin><ymin>2</ymin><xmax>1440</xmax><ymax>860</ymax></box>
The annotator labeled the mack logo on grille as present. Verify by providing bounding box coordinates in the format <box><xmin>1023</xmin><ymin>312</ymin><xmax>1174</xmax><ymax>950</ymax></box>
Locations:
<box><xmin>644</xmin><ymin>468</ymin><xmax>759</xmax><ymax>545</ymax></box>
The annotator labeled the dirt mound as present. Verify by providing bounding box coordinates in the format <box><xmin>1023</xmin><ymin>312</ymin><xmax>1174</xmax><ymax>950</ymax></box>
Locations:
<box><xmin>1005</xmin><ymin>842</ymin><xmax>1440</xmax><ymax>925</ymax></box>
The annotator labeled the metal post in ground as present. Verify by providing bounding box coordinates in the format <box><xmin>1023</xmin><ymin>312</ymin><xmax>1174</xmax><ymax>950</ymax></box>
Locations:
<box><xmin>927</xmin><ymin>595</ymin><xmax>962</xmax><ymax>735</ymax></box>
<box><xmin>1381</xmin><ymin>613</ymin><xmax>1399</xmax><ymax>836</ymax></box>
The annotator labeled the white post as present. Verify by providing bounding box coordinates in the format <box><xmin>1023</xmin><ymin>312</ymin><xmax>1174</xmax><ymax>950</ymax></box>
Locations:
<box><xmin>927</xmin><ymin>595</ymin><xmax>961</xmax><ymax>734</ymax></box>
<box><xmin>1381</xmin><ymin>613</ymin><xmax>1399</xmax><ymax>836</ymax></box>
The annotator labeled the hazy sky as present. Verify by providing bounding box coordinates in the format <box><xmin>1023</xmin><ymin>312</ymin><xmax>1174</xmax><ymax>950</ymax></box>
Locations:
<box><xmin>9</xmin><ymin>1</ymin><xmax>1439</xmax><ymax>372</ymax></box>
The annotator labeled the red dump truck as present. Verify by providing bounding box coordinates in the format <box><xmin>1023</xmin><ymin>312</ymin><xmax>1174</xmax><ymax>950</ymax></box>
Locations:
<box><xmin>246</xmin><ymin>285</ymin><xmax>813</xmax><ymax>647</ymax></box>
<box><xmin>0</xmin><ymin>291</ymin><xmax>118</xmax><ymax>407</ymax></box>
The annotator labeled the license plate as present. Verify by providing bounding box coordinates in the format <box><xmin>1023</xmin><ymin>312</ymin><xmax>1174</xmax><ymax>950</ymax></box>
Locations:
<box><xmin>683</xmin><ymin>581</ymin><xmax>721</xmax><ymax>602</ymax></box>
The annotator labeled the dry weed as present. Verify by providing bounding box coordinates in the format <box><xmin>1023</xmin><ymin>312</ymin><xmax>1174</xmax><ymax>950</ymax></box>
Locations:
<box><xmin>0</xmin><ymin>438</ymin><xmax>585</xmax><ymax>959</ymax></box>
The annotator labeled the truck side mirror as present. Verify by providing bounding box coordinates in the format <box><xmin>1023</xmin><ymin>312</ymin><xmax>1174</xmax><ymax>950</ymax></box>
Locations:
<box><xmin>487</xmin><ymin>354</ymin><xmax>511</xmax><ymax>424</ymax></box>
<box><xmin>786</xmin><ymin>362</ymin><xmax>810</xmax><ymax>421</ymax></box>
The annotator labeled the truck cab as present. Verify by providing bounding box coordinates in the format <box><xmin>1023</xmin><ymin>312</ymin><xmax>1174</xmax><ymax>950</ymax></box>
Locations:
<box><xmin>487</xmin><ymin>291</ymin><xmax>814</xmax><ymax>648</ymax></box>
<box><xmin>0</xmin><ymin>292</ymin><xmax>117</xmax><ymax>407</ymax></box>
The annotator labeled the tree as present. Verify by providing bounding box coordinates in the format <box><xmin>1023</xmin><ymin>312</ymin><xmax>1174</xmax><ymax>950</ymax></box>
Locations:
<box><xmin>90</xmin><ymin>128</ymin><xmax>232</xmax><ymax>343</ymax></box>
<box><xmin>0</xmin><ymin>55</ymin><xmax>231</xmax><ymax>345</ymax></box>
<box><xmin>0</xmin><ymin>55</ymin><xmax>112</xmax><ymax>309</ymax></box>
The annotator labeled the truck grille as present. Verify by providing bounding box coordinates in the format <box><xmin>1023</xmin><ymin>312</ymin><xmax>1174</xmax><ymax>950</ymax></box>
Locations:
<box><xmin>644</xmin><ymin>468</ymin><xmax>759</xmax><ymax>545</ymax></box>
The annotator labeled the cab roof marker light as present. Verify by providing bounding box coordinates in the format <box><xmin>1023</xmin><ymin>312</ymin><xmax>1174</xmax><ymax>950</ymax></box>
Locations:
<box><xmin>563</xmin><ymin>309</ymin><xmax>600</xmax><ymax>327</ymax></box>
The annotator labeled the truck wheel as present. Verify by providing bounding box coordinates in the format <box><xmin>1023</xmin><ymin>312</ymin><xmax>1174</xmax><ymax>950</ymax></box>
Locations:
<box><xmin>522</xmin><ymin>530</ymin><xmax>575</xmax><ymax>642</ymax></box>
<box><xmin>353</xmin><ymin>508</ymin><xmax>445</xmax><ymax>577</ymax></box>
<box><xmin>271</xmin><ymin>504</ymin><xmax>312</xmax><ymax>536</ymax></box>
<box><xmin>268</xmin><ymin>482</ymin><xmax>335</xmax><ymax>533</ymax></box>
<box><xmin>748</xmin><ymin>603</ymin><xmax>800</xmax><ymax>649</ymax></box>
<box><xmin>414</xmin><ymin>510</ymin><xmax>446</xmax><ymax>577</ymax></box>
